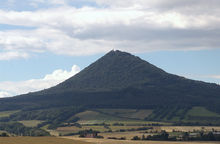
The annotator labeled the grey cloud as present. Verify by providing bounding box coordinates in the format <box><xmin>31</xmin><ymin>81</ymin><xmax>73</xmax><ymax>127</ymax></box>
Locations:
<box><xmin>72</xmin><ymin>24</ymin><xmax>220</xmax><ymax>51</ymax></box>
<box><xmin>74</xmin><ymin>25</ymin><xmax>220</xmax><ymax>40</ymax></box>
<box><xmin>0</xmin><ymin>1</ymin><xmax>220</xmax><ymax>58</ymax></box>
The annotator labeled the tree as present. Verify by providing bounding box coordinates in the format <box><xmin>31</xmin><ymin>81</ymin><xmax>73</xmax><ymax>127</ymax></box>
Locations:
<box><xmin>0</xmin><ymin>132</ymin><xmax>9</xmax><ymax>137</ymax></box>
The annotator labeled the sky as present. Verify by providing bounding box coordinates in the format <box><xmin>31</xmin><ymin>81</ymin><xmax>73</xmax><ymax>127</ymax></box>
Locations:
<box><xmin>0</xmin><ymin>0</ymin><xmax>220</xmax><ymax>98</ymax></box>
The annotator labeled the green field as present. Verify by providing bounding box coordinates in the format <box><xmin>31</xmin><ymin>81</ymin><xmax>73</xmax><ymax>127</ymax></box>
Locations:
<box><xmin>55</xmin><ymin>109</ymin><xmax>170</xmax><ymax>136</ymax></box>
<box><xmin>0</xmin><ymin>110</ymin><xmax>19</xmax><ymax>118</ymax></box>
<box><xmin>75</xmin><ymin>110</ymin><xmax>130</xmax><ymax>122</ymax></box>
<box><xmin>76</xmin><ymin>109</ymin><xmax>162</xmax><ymax>124</ymax></box>
<box><xmin>75</xmin><ymin>109</ymin><xmax>170</xmax><ymax>126</ymax></box>
<box><xmin>186</xmin><ymin>107</ymin><xmax>220</xmax><ymax>117</ymax></box>
<box><xmin>97</xmin><ymin>109</ymin><xmax>152</xmax><ymax>120</ymax></box>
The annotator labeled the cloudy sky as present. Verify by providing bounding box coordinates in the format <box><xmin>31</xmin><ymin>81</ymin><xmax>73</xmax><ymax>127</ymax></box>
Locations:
<box><xmin>0</xmin><ymin>0</ymin><xmax>220</xmax><ymax>97</ymax></box>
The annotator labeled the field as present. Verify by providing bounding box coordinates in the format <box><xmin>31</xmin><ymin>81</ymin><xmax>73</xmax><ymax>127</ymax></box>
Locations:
<box><xmin>53</xmin><ymin>109</ymin><xmax>220</xmax><ymax>139</ymax></box>
<box><xmin>1</xmin><ymin>136</ymin><xmax>219</xmax><ymax>144</ymax></box>
<box><xmin>63</xmin><ymin>136</ymin><xmax>220</xmax><ymax>144</ymax></box>
<box><xmin>55</xmin><ymin>110</ymin><xmax>170</xmax><ymax>136</ymax></box>
<box><xmin>76</xmin><ymin>107</ymin><xmax>220</xmax><ymax>125</ymax></box>
<box><xmin>75</xmin><ymin>110</ymin><xmax>129</xmax><ymax>122</ymax></box>
<box><xmin>1</xmin><ymin>108</ymin><xmax>220</xmax><ymax>144</ymax></box>
<box><xmin>186</xmin><ymin>107</ymin><xmax>220</xmax><ymax>117</ymax></box>
<box><xmin>76</xmin><ymin>109</ymin><xmax>169</xmax><ymax>125</ymax></box>
<box><xmin>0</xmin><ymin>137</ymin><xmax>92</xmax><ymax>144</ymax></box>
<box><xmin>96</xmin><ymin>109</ymin><xmax>153</xmax><ymax>120</ymax></box>
<box><xmin>158</xmin><ymin>126</ymin><xmax>220</xmax><ymax>132</ymax></box>
<box><xmin>57</xmin><ymin>125</ymin><xmax>151</xmax><ymax>135</ymax></box>
<box><xmin>99</xmin><ymin>131</ymin><xmax>147</xmax><ymax>139</ymax></box>
<box><xmin>0</xmin><ymin>110</ymin><xmax>19</xmax><ymax>118</ymax></box>
<box><xmin>19</xmin><ymin>120</ymin><xmax>43</xmax><ymax>127</ymax></box>
<box><xmin>58</xmin><ymin>125</ymin><xmax>220</xmax><ymax>139</ymax></box>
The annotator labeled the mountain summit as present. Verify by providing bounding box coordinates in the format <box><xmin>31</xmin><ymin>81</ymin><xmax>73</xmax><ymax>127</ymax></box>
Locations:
<box><xmin>54</xmin><ymin>50</ymin><xmax>168</xmax><ymax>91</ymax></box>
<box><xmin>0</xmin><ymin>50</ymin><xmax>220</xmax><ymax>123</ymax></box>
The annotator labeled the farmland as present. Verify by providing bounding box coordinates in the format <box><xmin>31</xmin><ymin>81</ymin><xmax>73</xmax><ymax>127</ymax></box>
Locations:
<box><xmin>158</xmin><ymin>126</ymin><xmax>220</xmax><ymax>132</ymax></box>
<box><xmin>96</xmin><ymin>109</ymin><xmax>153</xmax><ymax>120</ymax></box>
<box><xmin>1</xmin><ymin>136</ymin><xmax>219</xmax><ymax>144</ymax></box>
<box><xmin>0</xmin><ymin>108</ymin><xmax>220</xmax><ymax>143</ymax></box>
<box><xmin>76</xmin><ymin>109</ymin><xmax>169</xmax><ymax>125</ymax></box>
<box><xmin>63</xmin><ymin>136</ymin><xmax>220</xmax><ymax>144</ymax></box>
<box><xmin>0</xmin><ymin>137</ymin><xmax>92</xmax><ymax>144</ymax></box>
<box><xmin>19</xmin><ymin>120</ymin><xmax>43</xmax><ymax>127</ymax></box>
<box><xmin>186</xmin><ymin>107</ymin><xmax>220</xmax><ymax>118</ymax></box>
<box><xmin>0</xmin><ymin>110</ymin><xmax>19</xmax><ymax>118</ymax></box>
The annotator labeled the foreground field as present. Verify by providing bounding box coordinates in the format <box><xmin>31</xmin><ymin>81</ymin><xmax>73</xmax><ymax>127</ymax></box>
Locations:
<box><xmin>0</xmin><ymin>137</ymin><xmax>92</xmax><ymax>144</ymax></box>
<box><xmin>63</xmin><ymin>137</ymin><xmax>220</xmax><ymax>144</ymax></box>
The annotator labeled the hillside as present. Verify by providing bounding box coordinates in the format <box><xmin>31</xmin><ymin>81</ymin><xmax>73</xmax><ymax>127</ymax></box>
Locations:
<box><xmin>0</xmin><ymin>50</ymin><xmax>220</xmax><ymax>125</ymax></box>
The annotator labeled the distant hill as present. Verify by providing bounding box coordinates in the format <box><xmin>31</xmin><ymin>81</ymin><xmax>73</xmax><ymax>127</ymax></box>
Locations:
<box><xmin>0</xmin><ymin>50</ymin><xmax>220</xmax><ymax>124</ymax></box>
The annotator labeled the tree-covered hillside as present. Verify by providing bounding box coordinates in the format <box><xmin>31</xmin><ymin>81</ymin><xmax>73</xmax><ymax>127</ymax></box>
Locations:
<box><xmin>0</xmin><ymin>50</ymin><xmax>220</xmax><ymax>124</ymax></box>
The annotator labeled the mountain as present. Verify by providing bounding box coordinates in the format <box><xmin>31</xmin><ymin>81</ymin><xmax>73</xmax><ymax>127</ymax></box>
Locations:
<box><xmin>53</xmin><ymin>50</ymin><xmax>168</xmax><ymax>91</ymax></box>
<box><xmin>0</xmin><ymin>50</ymin><xmax>220</xmax><ymax>124</ymax></box>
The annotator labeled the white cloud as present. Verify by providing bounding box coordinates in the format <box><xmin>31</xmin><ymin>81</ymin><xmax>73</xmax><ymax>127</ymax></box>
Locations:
<box><xmin>0</xmin><ymin>1</ymin><xmax>220</xmax><ymax>59</ymax></box>
<box><xmin>0</xmin><ymin>91</ymin><xmax>11</xmax><ymax>98</ymax></box>
<box><xmin>207</xmin><ymin>75</ymin><xmax>220</xmax><ymax>79</ymax></box>
<box><xmin>91</xmin><ymin>0</ymin><xmax>220</xmax><ymax>10</ymax></box>
<box><xmin>0</xmin><ymin>51</ymin><xmax>29</xmax><ymax>60</ymax></box>
<box><xmin>180</xmin><ymin>73</ymin><xmax>220</xmax><ymax>85</ymax></box>
<box><xmin>30</xmin><ymin>0</ymin><xmax>67</xmax><ymax>6</ymax></box>
<box><xmin>0</xmin><ymin>65</ymin><xmax>80</xmax><ymax>97</ymax></box>
<box><xmin>44</xmin><ymin>65</ymin><xmax>80</xmax><ymax>81</ymax></box>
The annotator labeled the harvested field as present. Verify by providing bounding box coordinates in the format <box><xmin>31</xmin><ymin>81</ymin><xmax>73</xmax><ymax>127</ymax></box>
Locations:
<box><xmin>19</xmin><ymin>120</ymin><xmax>43</xmax><ymax>127</ymax></box>
<box><xmin>0</xmin><ymin>137</ymin><xmax>92</xmax><ymax>144</ymax></box>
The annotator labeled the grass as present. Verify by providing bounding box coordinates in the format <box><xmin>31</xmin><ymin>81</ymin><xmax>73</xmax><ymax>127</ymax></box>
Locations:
<box><xmin>96</xmin><ymin>109</ymin><xmax>152</xmax><ymax>120</ymax></box>
<box><xmin>0</xmin><ymin>137</ymin><xmax>92</xmax><ymax>144</ymax></box>
<box><xmin>128</xmin><ymin>110</ymin><xmax>152</xmax><ymax>120</ymax></box>
<box><xmin>109</xmin><ymin>125</ymin><xmax>147</xmax><ymax>131</ymax></box>
<box><xmin>76</xmin><ymin>110</ymin><xmax>169</xmax><ymax>125</ymax></box>
<box><xmin>0</xmin><ymin>110</ymin><xmax>19</xmax><ymax>118</ymax></box>
<box><xmin>97</xmin><ymin>109</ymin><xmax>137</xmax><ymax>115</ymax></box>
<box><xmin>19</xmin><ymin>120</ymin><xmax>43</xmax><ymax>127</ymax></box>
<box><xmin>75</xmin><ymin>110</ymin><xmax>127</xmax><ymax>121</ymax></box>
<box><xmin>186</xmin><ymin>107</ymin><xmax>220</xmax><ymax>117</ymax></box>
